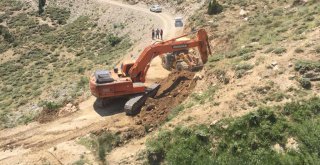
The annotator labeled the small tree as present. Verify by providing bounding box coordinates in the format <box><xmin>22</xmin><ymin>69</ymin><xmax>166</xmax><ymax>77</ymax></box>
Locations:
<box><xmin>207</xmin><ymin>0</ymin><xmax>223</xmax><ymax>15</ymax></box>
<box><xmin>38</xmin><ymin>0</ymin><xmax>46</xmax><ymax>15</ymax></box>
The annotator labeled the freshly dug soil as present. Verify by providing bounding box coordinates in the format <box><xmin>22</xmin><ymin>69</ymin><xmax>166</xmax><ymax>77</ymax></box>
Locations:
<box><xmin>136</xmin><ymin>70</ymin><xmax>196</xmax><ymax>127</ymax></box>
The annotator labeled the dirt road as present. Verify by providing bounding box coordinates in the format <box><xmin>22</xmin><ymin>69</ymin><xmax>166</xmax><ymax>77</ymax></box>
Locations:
<box><xmin>0</xmin><ymin>0</ymin><xmax>181</xmax><ymax>164</ymax></box>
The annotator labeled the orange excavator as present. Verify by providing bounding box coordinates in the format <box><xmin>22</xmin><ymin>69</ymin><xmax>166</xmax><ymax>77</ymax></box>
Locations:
<box><xmin>89</xmin><ymin>29</ymin><xmax>211</xmax><ymax>115</ymax></box>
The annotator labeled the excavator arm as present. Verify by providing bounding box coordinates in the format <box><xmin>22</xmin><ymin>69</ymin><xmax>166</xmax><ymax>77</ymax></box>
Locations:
<box><xmin>128</xmin><ymin>29</ymin><xmax>211</xmax><ymax>82</ymax></box>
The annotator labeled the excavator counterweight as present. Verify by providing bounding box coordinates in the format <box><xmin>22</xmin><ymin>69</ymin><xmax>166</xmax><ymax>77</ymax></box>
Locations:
<box><xmin>89</xmin><ymin>29</ymin><xmax>211</xmax><ymax>115</ymax></box>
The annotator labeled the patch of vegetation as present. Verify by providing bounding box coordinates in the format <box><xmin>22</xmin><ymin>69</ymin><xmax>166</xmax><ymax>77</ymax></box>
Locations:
<box><xmin>299</xmin><ymin>78</ymin><xmax>311</xmax><ymax>89</ymax></box>
<box><xmin>315</xmin><ymin>45</ymin><xmax>320</xmax><ymax>54</ymax></box>
<box><xmin>41</xmin><ymin>101</ymin><xmax>61</xmax><ymax>111</ymax></box>
<box><xmin>212</xmin><ymin>68</ymin><xmax>229</xmax><ymax>84</ymax></box>
<box><xmin>147</xmin><ymin>97</ymin><xmax>320</xmax><ymax>164</ymax></box>
<box><xmin>107</xmin><ymin>34</ymin><xmax>122</xmax><ymax>47</ymax></box>
<box><xmin>265</xmin><ymin>92</ymin><xmax>287</xmax><ymax>102</ymax></box>
<box><xmin>233</xmin><ymin>63</ymin><xmax>254</xmax><ymax>78</ymax></box>
<box><xmin>207</xmin><ymin>0</ymin><xmax>223</xmax><ymax>15</ymax></box>
<box><xmin>294</xmin><ymin>48</ymin><xmax>304</xmax><ymax>53</ymax></box>
<box><xmin>294</xmin><ymin>60</ymin><xmax>320</xmax><ymax>74</ymax></box>
<box><xmin>0</xmin><ymin>25</ymin><xmax>15</xmax><ymax>43</ymax></box>
<box><xmin>78</xmin><ymin>132</ymin><xmax>120</xmax><ymax>163</ymax></box>
<box><xmin>191</xmin><ymin>85</ymin><xmax>217</xmax><ymax>104</ymax></box>
<box><xmin>167</xmin><ymin>104</ymin><xmax>185</xmax><ymax>121</ymax></box>
<box><xmin>45</xmin><ymin>6</ymin><xmax>71</xmax><ymax>24</ymax></box>
<box><xmin>273</xmin><ymin>47</ymin><xmax>287</xmax><ymax>54</ymax></box>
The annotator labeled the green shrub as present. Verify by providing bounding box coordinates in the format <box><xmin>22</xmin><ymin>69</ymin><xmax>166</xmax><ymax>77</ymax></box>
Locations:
<box><xmin>294</xmin><ymin>48</ymin><xmax>304</xmax><ymax>53</ymax></box>
<box><xmin>41</xmin><ymin>101</ymin><xmax>61</xmax><ymax>111</ymax></box>
<box><xmin>273</xmin><ymin>47</ymin><xmax>287</xmax><ymax>54</ymax></box>
<box><xmin>97</xmin><ymin>132</ymin><xmax>120</xmax><ymax>162</ymax></box>
<box><xmin>0</xmin><ymin>25</ymin><xmax>15</xmax><ymax>43</ymax></box>
<box><xmin>107</xmin><ymin>34</ymin><xmax>122</xmax><ymax>47</ymax></box>
<box><xmin>207</xmin><ymin>0</ymin><xmax>223</xmax><ymax>15</ymax></box>
<box><xmin>78</xmin><ymin>131</ymin><xmax>119</xmax><ymax>163</ymax></box>
<box><xmin>233</xmin><ymin>63</ymin><xmax>254</xmax><ymax>78</ymax></box>
<box><xmin>46</xmin><ymin>6</ymin><xmax>70</xmax><ymax>24</ymax></box>
<box><xmin>315</xmin><ymin>45</ymin><xmax>320</xmax><ymax>54</ymax></box>
<box><xmin>299</xmin><ymin>78</ymin><xmax>311</xmax><ymax>89</ymax></box>
<box><xmin>294</xmin><ymin>60</ymin><xmax>320</xmax><ymax>73</ymax></box>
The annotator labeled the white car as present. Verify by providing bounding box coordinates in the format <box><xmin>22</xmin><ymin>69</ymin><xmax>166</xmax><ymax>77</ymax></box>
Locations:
<box><xmin>174</xmin><ymin>17</ymin><xmax>183</xmax><ymax>27</ymax></box>
<box><xmin>150</xmin><ymin>5</ymin><xmax>162</xmax><ymax>12</ymax></box>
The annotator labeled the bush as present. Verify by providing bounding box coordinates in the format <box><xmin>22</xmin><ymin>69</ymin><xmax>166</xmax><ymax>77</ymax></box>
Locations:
<box><xmin>107</xmin><ymin>34</ymin><xmax>122</xmax><ymax>47</ymax></box>
<box><xmin>294</xmin><ymin>48</ymin><xmax>304</xmax><ymax>53</ymax></box>
<box><xmin>0</xmin><ymin>25</ymin><xmax>14</xmax><ymax>43</ymax></box>
<box><xmin>315</xmin><ymin>46</ymin><xmax>320</xmax><ymax>54</ymax></box>
<box><xmin>294</xmin><ymin>60</ymin><xmax>320</xmax><ymax>74</ymax></box>
<box><xmin>46</xmin><ymin>6</ymin><xmax>70</xmax><ymax>24</ymax></box>
<box><xmin>207</xmin><ymin>0</ymin><xmax>223</xmax><ymax>15</ymax></box>
<box><xmin>299</xmin><ymin>78</ymin><xmax>311</xmax><ymax>89</ymax></box>
<box><xmin>273</xmin><ymin>47</ymin><xmax>287</xmax><ymax>54</ymax></box>
<box><xmin>41</xmin><ymin>101</ymin><xmax>61</xmax><ymax>111</ymax></box>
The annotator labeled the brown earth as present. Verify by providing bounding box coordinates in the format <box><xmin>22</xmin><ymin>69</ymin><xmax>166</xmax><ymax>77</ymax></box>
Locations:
<box><xmin>136</xmin><ymin>70</ymin><xmax>196</xmax><ymax>127</ymax></box>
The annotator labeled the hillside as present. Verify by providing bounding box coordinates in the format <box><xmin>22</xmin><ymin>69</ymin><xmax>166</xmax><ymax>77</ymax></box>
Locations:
<box><xmin>143</xmin><ymin>0</ymin><xmax>320</xmax><ymax>164</ymax></box>
<box><xmin>0</xmin><ymin>0</ymin><xmax>320</xmax><ymax>164</ymax></box>
<box><xmin>0</xmin><ymin>0</ymin><xmax>169</xmax><ymax>129</ymax></box>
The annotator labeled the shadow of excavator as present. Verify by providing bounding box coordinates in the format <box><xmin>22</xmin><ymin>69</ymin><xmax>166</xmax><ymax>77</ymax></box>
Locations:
<box><xmin>93</xmin><ymin>98</ymin><xmax>128</xmax><ymax>117</ymax></box>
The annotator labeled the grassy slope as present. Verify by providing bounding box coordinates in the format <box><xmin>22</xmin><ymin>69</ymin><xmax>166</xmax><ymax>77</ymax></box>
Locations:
<box><xmin>146</xmin><ymin>0</ymin><xmax>320</xmax><ymax>164</ymax></box>
<box><xmin>147</xmin><ymin>97</ymin><xmax>320</xmax><ymax>164</ymax></box>
<box><xmin>0</xmin><ymin>0</ymin><xmax>132</xmax><ymax>128</ymax></box>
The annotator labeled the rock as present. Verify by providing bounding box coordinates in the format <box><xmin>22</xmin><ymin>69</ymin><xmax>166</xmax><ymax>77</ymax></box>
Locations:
<box><xmin>193</xmin><ymin>73</ymin><xmax>204</xmax><ymax>80</ymax></box>
<box><xmin>288</xmin><ymin>63</ymin><xmax>293</xmax><ymax>67</ymax></box>
<box><xmin>271</xmin><ymin>61</ymin><xmax>278</xmax><ymax>67</ymax></box>
<box><xmin>210</xmin><ymin>120</ymin><xmax>219</xmax><ymax>126</ymax></box>
<box><xmin>66</xmin><ymin>103</ymin><xmax>72</xmax><ymax>108</ymax></box>
<box><xmin>148</xmin><ymin>127</ymin><xmax>153</xmax><ymax>132</ymax></box>
<box><xmin>146</xmin><ymin>104</ymin><xmax>155</xmax><ymax>111</ymax></box>
<box><xmin>289</xmin><ymin>74</ymin><xmax>296</xmax><ymax>80</ymax></box>
<box><xmin>273</xmin><ymin>143</ymin><xmax>284</xmax><ymax>153</ymax></box>
<box><xmin>221</xmin><ymin>124</ymin><xmax>228</xmax><ymax>129</ymax></box>
<box><xmin>246</xmin><ymin>70</ymin><xmax>253</xmax><ymax>74</ymax></box>
<box><xmin>239</xmin><ymin>9</ymin><xmax>249</xmax><ymax>16</ymax></box>
<box><xmin>249</xmin><ymin>42</ymin><xmax>259</xmax><ymax>46</ymax></box>
<box><xmin>285</xmin><ymin>137</ymin><xmax>299</xmax><ymax>151</ymax></box>
<box><xmin>135</xmin><ymin>120</ymin><xmax>142</xmax><ymax>125</ymax></box>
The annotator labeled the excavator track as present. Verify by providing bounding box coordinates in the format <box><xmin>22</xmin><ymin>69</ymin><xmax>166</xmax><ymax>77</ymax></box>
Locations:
<box><xmin>124</xmin><ymin>84</ymin><xmax>160</xmax><ymax>115</ymax></box>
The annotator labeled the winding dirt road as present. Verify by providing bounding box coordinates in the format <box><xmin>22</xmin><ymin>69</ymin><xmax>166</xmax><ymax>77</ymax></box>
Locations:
<box><xmin>0</xmin><ymin>0</ymin><xmax>181</xmax><ymax>164</ymax></box>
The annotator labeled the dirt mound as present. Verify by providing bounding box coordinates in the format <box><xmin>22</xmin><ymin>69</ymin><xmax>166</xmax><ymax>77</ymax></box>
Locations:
<box><xmin>37</xmin><ymin>109</ymin><xmax>58</xmax><ymax>123</ymax></box>
<box><xmin>136</xmin><ymin>71</ymin><xmax>196</xmax><ymax>127</ymax></box>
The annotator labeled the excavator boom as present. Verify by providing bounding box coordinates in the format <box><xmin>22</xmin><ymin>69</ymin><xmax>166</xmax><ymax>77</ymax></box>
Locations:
<box><xmin>128</xmin><ymin>29</ymin><xmax>210</xmax><ymax>82</ymax></box>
